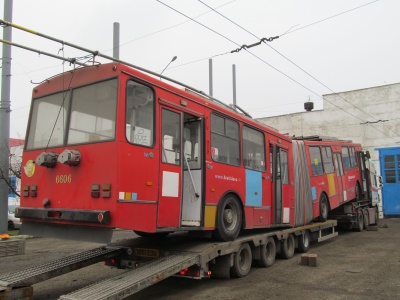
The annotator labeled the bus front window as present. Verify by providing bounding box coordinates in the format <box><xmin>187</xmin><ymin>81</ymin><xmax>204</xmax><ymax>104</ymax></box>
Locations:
<box><xmin>26</xmin><ymin>91</ymin><xmax>71</xmax><ymax>150</ymax></box>
<box><xmin>67</xmin><ymin>79</ymin><xmax>118</xmax><ymax>144</ymax></box>
<box><xmin>26</xmin><ymin>78</ymin><xmax>118</xmax><ymax>150</ymax></box>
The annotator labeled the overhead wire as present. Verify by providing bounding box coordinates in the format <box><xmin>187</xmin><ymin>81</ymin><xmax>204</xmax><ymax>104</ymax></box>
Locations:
<box><xmin>195</xmin><ymin>0</ymin><xmax>399</xmax><ymax>142</ymax></box>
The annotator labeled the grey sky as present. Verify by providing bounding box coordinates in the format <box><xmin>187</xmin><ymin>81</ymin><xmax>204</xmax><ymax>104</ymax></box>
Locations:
<box><xmin>1</xmin><ymin>0</ymin><xmax>398</xmax><ymax>139</ymax></box>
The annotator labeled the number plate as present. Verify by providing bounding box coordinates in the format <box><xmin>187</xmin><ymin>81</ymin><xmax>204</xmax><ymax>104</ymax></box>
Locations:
<box><xmin>134</xmin><ymin>248</ymin><xmax>160</xmax><ymax>258</ymax></box>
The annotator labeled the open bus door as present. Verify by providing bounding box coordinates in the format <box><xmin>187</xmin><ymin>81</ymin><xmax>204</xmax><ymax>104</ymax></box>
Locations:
<box><xmin>158</xmin><ymin>108</ymin><xmax>203</xmax><ymax>228</ymax></box>
<box><xmin>271</xmin><ymin>145</ymin><xmax>290</xmax><ymax>225</ymax></box>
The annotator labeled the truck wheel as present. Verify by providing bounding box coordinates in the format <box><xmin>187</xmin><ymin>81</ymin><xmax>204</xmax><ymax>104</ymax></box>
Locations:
<box><xmin>256</xmin><ymin>237</ymin><xmax>276</xmax><ymax>267</ymax></box>
<box><xmin>213</xmin><ymin>195</ymin><xmax>242</xmax><ymax>241</ymax></box>
<box><xmin>280</xmin><ymin>234</ymin><xmax>295</xmax><ymax>259</ymax></box>
<box><xmin>318</xmin><ymin>194</ymin><xmax>329</xmax><ymax>222</ymax></box>
<box><xmin>297</xmin><ymin>231</ymin><xmax>310</xmax><ymax>253</ymax></box>
<box><xmin>363</xmin><ymin>210</ymin><xmax>369</xmax><ymax>229</ymax></box>
<box><xmin>231</xmin><ymin>243</ymin><xmax>252</xmax><ymax>278</ymax></box>
<box><xmin>355</xmin><ymin>209</ymin><xmax>364</xmax><ymax>232</ymax></box>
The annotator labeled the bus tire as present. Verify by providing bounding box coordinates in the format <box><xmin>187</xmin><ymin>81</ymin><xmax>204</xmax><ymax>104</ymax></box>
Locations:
<box><xmin>134</xmin><ymin>231</ymin><xmax>169</xmax><ymax>238</ymax></box>
<box><xmin>280</xmin><ymin>234</ymin><xmax>295</xmax><ymax>259</ymax></box>
<box><xmin>230</xmin><ymin>242</ymin><xmax>252</xmax><ymax>278</ymax></box>
<box><xmin>355</xmin><ymin>209</ymin><xmax>364</xmax><ymax>232</ymax></box>
<box><xmin>297</xmin><ymin>231</ymin><xmax>310</xmax><ymax>253</ymax></box>
<box><xmin>318</xmin><ymin>194</ymin><xmax>329</xmax><ymax>222</ymax></box>
<box><xmin>213</xmin><ymin>195</ymin><xmax>242</xmax><ymax>241</ymax></box>
<box><xmin>256</xmin><ymin>237</ymin><xmax>276</xmax><ymax>267</ymax></box>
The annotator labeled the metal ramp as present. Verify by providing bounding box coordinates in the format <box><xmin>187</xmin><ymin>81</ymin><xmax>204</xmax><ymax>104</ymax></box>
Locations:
<box><xmin>0</xmin><ymin>246</ymin><xmax>123</xmax><ymax>288</ymax></box>
<box><xmin>59</xmin><ymin>253</ymin><xmax>200</xmax><ymax>300</ymax></box>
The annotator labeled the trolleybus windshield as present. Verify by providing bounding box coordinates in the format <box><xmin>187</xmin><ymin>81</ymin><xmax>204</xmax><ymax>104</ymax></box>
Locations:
<box><xmin>26</xmin><ymin>78</ymin><xmax>118</xmax><ymax>150</ymax></box>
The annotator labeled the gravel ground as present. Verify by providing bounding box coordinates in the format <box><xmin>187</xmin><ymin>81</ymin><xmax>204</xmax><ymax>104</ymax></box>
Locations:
<box><xmin>1</xmin><ymin>218</ymin><xmax>399</xmax><ymax>300</ymax></box>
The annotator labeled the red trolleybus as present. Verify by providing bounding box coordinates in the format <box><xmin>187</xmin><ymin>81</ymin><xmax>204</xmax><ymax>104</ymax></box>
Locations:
<box><xmin>293</xmin><ymin>136</ymin><xmax>376</xmax><ymax>226</ymax></box>
<box><xmin>17</xmin><ymin>63</ymin><xmax>316</xmax><ymax>242</ymax></box>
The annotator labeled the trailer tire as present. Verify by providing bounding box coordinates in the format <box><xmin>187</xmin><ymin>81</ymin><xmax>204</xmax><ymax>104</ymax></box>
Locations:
<box><xmin>231</xmin><ymin>243</ymin><xmax>252</xmax><ymax>278</ymax></box>
<box><xmin>297</xmin><ymin>231</ymin><xmax>310</xmax><ymax>253</ymax></box>
<box><xmin>134</xmin><ymin>231</ymin><xmax>169</xmax><ymax>238</ymax></box>
<box><xmin>280</xmin><ymin>234</ymin><xmax>295</xmax><ymax>259</ymax></box>
<box><xmin>373</xmin><ymin>207</ymin><xmax>379</xmax><ymax>225</ymax></box>
<box><xmin>363</xmin><ymin>210</ymin><xmax>369</xmax><ymax>229</ymax></box>
<box><xmin>318</xmin><ymin>194</ymin><xmax>329</xmax><ymax>222</ymax></box>
<box><xmin>256</xmin><ymin>237</ymin><xmax>276</xmax><ymax>267</ymax></box>
<box><xmin>355</xmin><ymin>209</ymin><xmax>364</xmax><ymax>232</ymax></box>
<box><xmin>213</xmin><ymin>195</ymin><xmax>242</xmax><ymax>241</ymax></box>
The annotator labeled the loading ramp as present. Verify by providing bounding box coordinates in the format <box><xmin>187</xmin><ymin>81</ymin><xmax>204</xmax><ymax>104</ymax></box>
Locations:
<box><xmin>59</xmin><ymin>253</ymin><xmax>200</xmax><ymax>300</ymax></box>
<box><xmin>0</xmin><ymin>246</ymin><xmax>123</xmax><ymax>288</ymax></box>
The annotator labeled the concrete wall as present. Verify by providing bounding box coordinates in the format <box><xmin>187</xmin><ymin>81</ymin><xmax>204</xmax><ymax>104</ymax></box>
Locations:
<box><xmin>257</xmin><ymin>83</ymin><xmax>400</xmax><ymax>218</ymax></box>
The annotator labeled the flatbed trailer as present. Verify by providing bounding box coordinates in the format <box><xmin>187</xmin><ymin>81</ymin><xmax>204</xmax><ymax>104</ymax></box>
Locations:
<box><xmin>0</xmin><ymin>220</ymin><xmax>337</xmax><ymax>300</ymax></box>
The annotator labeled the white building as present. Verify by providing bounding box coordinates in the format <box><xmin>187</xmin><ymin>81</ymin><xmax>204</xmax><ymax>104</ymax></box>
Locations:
<box><xmin>257</xmin><ymin>83</ymin><xmax>400</xmax><ymax>217</ymax></box>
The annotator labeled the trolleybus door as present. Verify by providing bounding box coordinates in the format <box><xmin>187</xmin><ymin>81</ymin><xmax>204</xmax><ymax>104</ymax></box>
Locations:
<box><xmin>158</xmin><ymin>108</ymin><xmax>182</xmax><ymax>227</ymax></box>
<box><xmin>333</xmin><ymin>153</ymin><xmax>345</xmax><ymax>204</ymax></box>
<box><xmin>181</xmin><ymin>114</ymin><xmax>203</xmax><ymax>227</ymax></box>
<box><xmin>271</xmin><ymin>145</ymin><xmax>290</xmax><ymax>224</ymax></box>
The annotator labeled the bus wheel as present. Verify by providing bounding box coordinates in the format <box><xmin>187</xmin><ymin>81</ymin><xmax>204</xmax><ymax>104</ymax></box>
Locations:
<box><xmin>213</xmin><ymin>195</ymin><xmax>242</xmax><ymax>241</ymax></box>
<box><xmin>297</xmin><ymin>231</ymin><xmax>310</xmax><ymax>253</ymax></box>
<box><xmin>256</xmin><ymin>237</ymin><xmax>276</xmax><ymax>267</ymax></box>
<box><xmin>231</xmin><ymin>242</ymin><xmax>252</xmax><ymax>278</ymax></box>
<box><xmin>280</xmin><ymin>234</ymin><xmax>295</xmax><ymax>259</ymax></box>
<box><xmin>134</xmin><ymin>231</ymin><xmax>169</xmax><ymax>238</ymax></box>
<box><xmin>318</xmin><ymin>194</ymin><xmax>329</xmax><ymax>222</ymax></box>
<box><xmin>363</xmin><ymin>210</ymin><xmax>369</xmax><ymax>229</ymax></box>
<box><xmin>355</xmin><ymin>209</ymin><xmax>364</xmax><ymax>232</ymax></box>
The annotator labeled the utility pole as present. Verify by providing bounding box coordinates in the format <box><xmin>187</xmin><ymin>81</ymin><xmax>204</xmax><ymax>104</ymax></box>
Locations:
<box><xmin>209</xmin><ymin>59</ymin><xmax>213</xmax><ymax>96</ymax></box>
<box><xmin>232</xmin><ymin>64</ymin><xmax>237</xmax><ymax>109</ymax></box>
<box><xmin>113</xmin><ymin>22</ymin><xmax>120</xmax><ymax>59</ymax></box>
<box><xmin>0</xmin><ymin>0</ymin><xmax>13</xmax><ymax>232</ymax></box>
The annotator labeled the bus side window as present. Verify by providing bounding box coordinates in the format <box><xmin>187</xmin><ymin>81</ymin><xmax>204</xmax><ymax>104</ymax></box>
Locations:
<box><xmin>322</xmin><ymin>146</ymin><xmax>334</xmax><ymax>174</ymax></box>
<box><xmin>342</xmin><ymin>147</ymin><xmax>351</xmax><ymax>170</ymax></box>
<box><xmin>126</xmin><ymin>81</ymin><xmax>154</xmax><ymax>147</ymax></box>
<box><xmin>309</xmin><ymin>146</ymin><xmax>323</xmax><ymax>176</ymax></box>
<box><xmin>243</xmin><ymin>126</ymin><xmax>266</xmax><ymax>171</ymax></box>
<box><xmin>210</xmin><ymin>114</ymin><xmax>240</xmax><ymax>166</ymax></box>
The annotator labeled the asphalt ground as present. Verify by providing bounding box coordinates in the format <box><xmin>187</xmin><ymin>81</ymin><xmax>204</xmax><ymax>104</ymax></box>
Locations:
<box><xmin>1</xmin><ymin>218</ymin><xmax>399</xmax><ymax>300</ymax></box>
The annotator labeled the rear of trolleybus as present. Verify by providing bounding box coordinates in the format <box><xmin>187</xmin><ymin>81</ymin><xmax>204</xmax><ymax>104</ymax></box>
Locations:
<box><xmin>18</xmin><ymin>64</ymin><xmax>126</xmax><ymax>243</ymax></box>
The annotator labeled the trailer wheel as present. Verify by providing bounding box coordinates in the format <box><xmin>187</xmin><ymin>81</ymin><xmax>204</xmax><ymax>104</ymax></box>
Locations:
<box><xmin>134</xmin><ymin>231</ymin><xmax>169</xmax><ymax>238</ymax></box>
<box><xmin>355</xmin><ymin>209</ymin><xmax>364</xmax><ymax>232</ymax></box>
<box><xmin>318</xmin><ymin>194</ymin><xmax>329</xmax><ymax>222</ymax></box>
<box><xmin>373</xmin><ymin>207</ymin><xmax>379</xmax><ymax>225</ymax></box>
<box><xmin>363</xmin><ymin>210</ymin><xmax>369</xmax><ymax>229</ymax></box>
<box><xmin>297</xmin><ymin>231</ymin><xmax>310</xmax><ymax>253</ymax></box>
<box><xmin>280</xmin><ymin>234</ymin><xmax>295</xmax><ymax>259</ymax></box>
<box><xmin>213</xmin><ymin>195</ymin><xmax>242</xmax><ymax>241</ymax></box>
<box><xmin>231</xmin><ymin>243</ymin><xmax>252</xmax><ymax>278</ymax></box>
<box><xmin>256</xmin><ymin>237</ymin><xmax>276</xmax><ymax>267</ymax></box>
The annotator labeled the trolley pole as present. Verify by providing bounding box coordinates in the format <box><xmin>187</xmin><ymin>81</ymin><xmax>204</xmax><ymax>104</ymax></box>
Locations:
<box><xmin>0</xmin><ymin>0</ymin><xmax>13</xmax><ymax>232</ymax></box>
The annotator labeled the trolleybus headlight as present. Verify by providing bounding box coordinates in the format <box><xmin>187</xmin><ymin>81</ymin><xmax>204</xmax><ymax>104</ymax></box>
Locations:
<box><xmin>35</xmin><ymin>152</ymin><xmax>58</xmax><ymax>168</ymax></box>
<box><xmin>58</xmin><ymin>149</ymin><xmax>81</xmax><ymax>166</ymax></box>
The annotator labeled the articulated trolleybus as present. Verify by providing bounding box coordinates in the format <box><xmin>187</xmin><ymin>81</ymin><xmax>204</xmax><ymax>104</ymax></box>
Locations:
<box><xmin>17</xmin><ymin>63</ymin><xmax>368</xmax><ymax>243</ymax></box>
